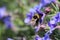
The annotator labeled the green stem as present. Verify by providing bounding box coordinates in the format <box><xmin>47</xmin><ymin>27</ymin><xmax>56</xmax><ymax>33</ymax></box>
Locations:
<box><xmin>56</xmin><ymin>1</ymin><xmax>59</xmax><ymax>11</ymax></box>
<box><xmin>51</xmin><ymin>3</ymin><xmax>58</xmax><ymax>12</ymax></box>
<box><xmin>56</xmin><ymin>4</ymin><xmax>59</xmax><ymax>12</ymax></box>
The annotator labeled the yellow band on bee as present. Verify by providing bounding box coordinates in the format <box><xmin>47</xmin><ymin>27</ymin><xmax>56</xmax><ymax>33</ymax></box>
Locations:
<box><xmin>35</xmin><ymin>14</ymin><xmax>39</xmax><ymax>19</ymax></box>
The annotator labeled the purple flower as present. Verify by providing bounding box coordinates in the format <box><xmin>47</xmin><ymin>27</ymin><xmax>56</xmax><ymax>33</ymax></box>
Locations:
<box><xmin>43</xmin><ymin>36</ymin><xmax>50</xmax><ymax>40</ymax></box>
<box><xmin>33</xmin><ymin>4</ymin><xmax>43</xmax><ymax>11</ymax></box>
<box><xmin>24</xmin><ymin>17</ymin><xmax>31</xmax><ymax>24</ymax></box>
<box><xmin>34</xmin><ymin>35</ymin><xmax>42</xmax><ymax>40</ymax></box>
<box><xmin>0</xmin><ymin>6</ymin><xmax>12</xmax><ymax>29</ymax></box>
<box><xmin>43</xmin><ymin>31</ymin><xmax>51</xmax><ymax>40</ymax></box>
<box><xmin>34</xmin><ymin>31</ymin><xmax>51</xmax><ymax>40</ymax></box>
<box><xmin>29</xmin><ymin>8</ymin><xmax>36</xmax><ymax>13</ymax></box>
<box><xmin>40</xmin><ymin>0</ymin><xmax>56</xmax><ymax>6</ymax></box>
<box><xmin>48</xmin><ymin>12</ymin><xmax>60</xmax><ymax>33</ymax></box>
<box><xmin>48</xmin><ymin>12</ymin><xmax>60</xmax><ymax>29</ymax></box>
<box><xmin>57</xmin><ymin>12</ymin><xmax>60</xmax><ymax>22</ymax></box>
<box><xmin>34</xmin><ymin>26</ymin><xmax>40</xmax><ymax>33</ymax></box>
<box><xmin>0</xmin><ymin>6</ymin><xmax>6</xmax><ymax>19</ymax></box>
<box><xmin>34</xmin><ymin>31</ymin><xmax>52</xmax><ymax>40</ymax></box>
<box><xmin>24</xmin><ymin>12</ymin><xmax>33</xmax><ymax>24</ymax></box>
<box><xmin>3</xmin><ymin>16</ymin><xmax>12</xmax><ymax>29</ymax></box>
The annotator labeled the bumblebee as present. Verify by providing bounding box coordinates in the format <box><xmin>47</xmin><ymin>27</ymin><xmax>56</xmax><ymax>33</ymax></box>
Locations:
<box><xmin>30</xmin><ymin>13</ymin><xmax>43</xmax><ymax>26</ymax></box>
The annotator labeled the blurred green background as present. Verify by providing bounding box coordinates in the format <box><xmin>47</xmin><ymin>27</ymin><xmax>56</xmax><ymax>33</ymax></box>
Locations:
<box><xmin>0</xmin><ymin>0</ymin><xmax>60</xmax><ymax>40</ymax></box>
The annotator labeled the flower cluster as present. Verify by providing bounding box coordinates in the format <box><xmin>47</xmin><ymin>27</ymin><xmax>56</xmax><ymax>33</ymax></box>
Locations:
<box><xmin>34</xmin><ymin>31</ymin><xmax>51</xmax><ymax>40</ymax></box>
<box><xmin>48</xmin><ymin>12</ymin><xmax>60</xmax><ymax>33</ymax></box>
<box><xmin>24</xmin><ymin>0</ymin><xmax>60</xmax><ymax>40</ymax></box>
<box><xmin>0</xmin><ymin>6</ymin><xmax>12</xmax><ymax>29</ymax></box>
<box><xmin>3</xmin><ymin>16</ymin><xmax>12</xmax><ymax>29</ymax></box>
<box><xmin>24</xmin><ymin>0</ymin><xmax>57</xmax><ymax>26</ymax></box>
